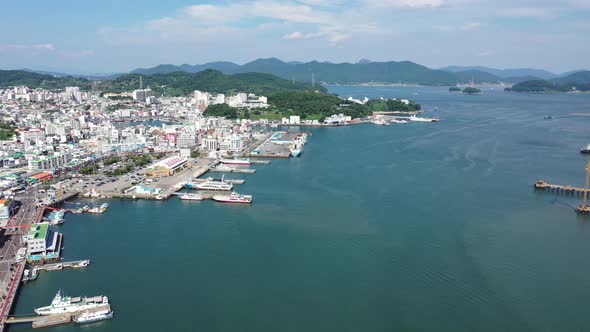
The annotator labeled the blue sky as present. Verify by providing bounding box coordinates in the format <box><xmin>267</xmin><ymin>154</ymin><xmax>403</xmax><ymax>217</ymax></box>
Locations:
<box><xmin>1</xmin><ymin>0</ymin><xmax>589</xmax><ymax>73</ymax></box>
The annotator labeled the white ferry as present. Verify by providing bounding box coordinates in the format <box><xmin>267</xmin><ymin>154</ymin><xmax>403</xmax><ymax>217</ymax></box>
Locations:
<box><xmin>212</xmin><ymin>192</ymin><xmax>253</xmax><ymax>204</ymax></box>
<box><xmin>74</xmin><ymin>308</ymin><xmax>114</xmax><ymax>324</ymax></box>
<box><xmin>179</xmin><ymin>193</ymin><xmax>203</xmax><ymax>201</ymax></box>
<box><xmin>195</xmin><ymin>178</ymin><xmax>233</xmax><ymax>191</ymax></box>
<box><xmin>35</xmin><ymin>290</ymin><xmax>109</xmax><ymax>316</ymax></box>
<box><xmin>220</xmin><ymin>158</ymin><xmax>251</xmax><ymax>166</ymax></box>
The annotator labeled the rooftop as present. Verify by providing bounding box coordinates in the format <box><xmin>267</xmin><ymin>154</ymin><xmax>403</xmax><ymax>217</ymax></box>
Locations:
<box><xmin>29</xmin><ymin>224</ymin><xmax>49</xmax><ymax>240</ymax></box>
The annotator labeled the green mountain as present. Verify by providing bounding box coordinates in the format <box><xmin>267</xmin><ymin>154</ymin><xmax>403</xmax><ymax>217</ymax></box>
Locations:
<box><xmin>132</xmin><ymin>58</ymin><xmax>459</xmax><ymax>85</ymax></box>
<box><xmin>508</xmin><ymin>71</ymin><xmax>590</xmax><ymax>92</ymax></box>
<box><xmin>452</xmin><ymin>70</ymin><xmax>500</xmax><ymax>84</ymax></box>
<box><xmin>552</xmin><ymin>70</ymin><xmax>590</xmax><ymax>85</ymax></box>
<box><xmin>0</xmin><ymin>70</ymin><xmax>92</xmax><ymax>90</ymax></box>
<box><xmin>96</xmin><ymin>69</ymin><xmax>325</xmax><ymax>96</ymax></box>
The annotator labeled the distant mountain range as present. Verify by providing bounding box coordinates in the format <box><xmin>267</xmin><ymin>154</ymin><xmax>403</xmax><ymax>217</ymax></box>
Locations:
<box><xmin>4</xmin><ymin>59</ymin><xmax>588</xmax><ymax>87</ymax></box>
<box><xmin>0</xmin><ymin>69</ymin><xmax>324</xmax><ymax>96</ymax></box>
<box><xmin>129</xmin><ymin>59</ymin><xmax>587</xmax><ymax>85</ymax></box>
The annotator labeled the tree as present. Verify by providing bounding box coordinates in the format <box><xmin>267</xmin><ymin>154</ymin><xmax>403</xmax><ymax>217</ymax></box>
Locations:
<box><xmin>203</xmin><ymin>103</ymin><xmax>238</xmax><ymax>119</ymax></box>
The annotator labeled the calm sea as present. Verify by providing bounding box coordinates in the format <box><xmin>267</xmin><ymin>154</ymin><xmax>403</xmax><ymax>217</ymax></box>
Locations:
<box><xmin>10</xmin><ymin>85</ymin><xmax>590</xmax><ymax>332</ymax></box>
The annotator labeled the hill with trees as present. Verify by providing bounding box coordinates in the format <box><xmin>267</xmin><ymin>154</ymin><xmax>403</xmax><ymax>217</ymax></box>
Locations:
<box><xmin>96</xmin><ymin>70</ymin><xmax>324</xmax><ymax>96</ymax></box>
<box><xmin>507</xmin><ymin>72</ymin><xmax>590</xmax><ymax>92</ymax></box>
<box><xmin>131</xmin><ymin>58</ymin><xmax>460</xmax><ymax>85</ymax></box>
<box><xmin>0</xmin><ymin>70</ymin><xmax>92</xmax><ymax>90</ymax></box>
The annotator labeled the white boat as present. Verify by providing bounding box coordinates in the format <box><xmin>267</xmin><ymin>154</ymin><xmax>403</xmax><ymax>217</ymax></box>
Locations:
<box><xmin>391</xmin><ymin>119</ymin><xmax>409</xmax><ymax>124</ymax></box>
<box><xmin>408</xmin><ymin>115</ymin><xmax>440</xmax><ymax>123</ymax></box>
<box><xmin>72</xmin><ymin>260</ymin><xmax>90</xmax><ymax>268</ymax></box>
<box><xmin>74</xmin><ymin>308</ymin><xmax>114</xmax><ymax>324</ymax></box>
<box><xmin>220</xmin><ymin>158</ymin><xmax>251</xmax><ymax>166</ymax></box>
<box><xmin>214</xmin><ymin>165</ymin><xmax>237</xmax><ymax>172</ymax></box>
<box><xmin>195</xmin><ymin>177</ymin><xmax>233</xmax><ymax>191</ymax></box>
<box><xmin>179</xmin><ymin>193</ymin><xmax>203</xmax><ymax>201</ymax></box>
<box><xmin>88</xmin><ymin>203</ymin><xmax>108</xmax><ymax>214</ymax></box>
<box><xmin>35</xmin><ymin>290</ymin><xmax>109</xmax><ymax>316</ymax></box>
<box><xmin>212</xmin><ymin>192</ymin><xmax>253</xmax><ymax>204</ymax></box>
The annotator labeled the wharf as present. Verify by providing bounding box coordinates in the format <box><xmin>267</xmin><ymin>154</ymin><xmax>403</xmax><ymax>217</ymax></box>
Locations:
<box><xmin>210</xmin><ymin>167</ymin><xmax>256</xmax><ymax>174</ymax></box>
<box><xmin>6</xmin><ymin>303</ymin><xmax>112</xmax><ymax>329</ymax></box>
<box><xmin>36</xmin><ymin>260</ymin><xmax>90</xmax><ymax>271</ymax></box>
<box><xmin>45</xmin><ymin>192</ymin><xmax>81</xmax><ymax>207</ymax></box>
<box><xmin>189</xmin><ymin>178</ymin><xmax>246</xmax><ymax>185</ymax></box>
<box><xmin>0</xmin><ymin>262</ymin><xmax>25</xmax><ymax>331</ymax></box>
<box><xmin>533</xmin><ymin>180</ymin><xmax>589</xmax><ymax>194</ymax></box>
<box><xmin>249</xmin><ymin>160</ymin><xmax>271</xmax><ymax>164</ymax></box>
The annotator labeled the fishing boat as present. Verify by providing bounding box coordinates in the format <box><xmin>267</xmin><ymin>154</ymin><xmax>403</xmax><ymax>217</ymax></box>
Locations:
<box><xmin>581</xmin><ymin>144</ymin><xmax>590</xmax><ymax>154</ymax></box>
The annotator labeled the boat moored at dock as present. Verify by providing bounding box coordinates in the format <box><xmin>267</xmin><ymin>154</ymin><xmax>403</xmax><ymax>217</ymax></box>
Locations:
<box><xmin>195</xmin><ymin>177</ymin><xmax>233</xmax><ymax>191</ymax></box>
<box><xmin>74</xmin><ymin>308</ymin><xmax>114</xmax><ymax>324</ymax></box>
<box><xmin>88</xmin><ymin>203</ymin><xmax>109</xmax><ymax>214</ymax></box>
<box><xmin>179</xmin><ymin>193</ymin><xmax>203</xmax><ymax>201</ymax></box>
<box><xmin>35</xmin><ymin>290</ymin><xmax>109</xmax><ymax>316</ymax></box>
<box><xmin>212</xmin><ymin>192</ymin><xmax>253</xmax><ymax>204</ymax></box>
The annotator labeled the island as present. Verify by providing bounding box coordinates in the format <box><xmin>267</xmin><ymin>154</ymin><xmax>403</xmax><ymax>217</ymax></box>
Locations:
<box><xmin>462</xmin><ymin>87</ymin><xmax>481</xmax><ymax>94</ymax></box>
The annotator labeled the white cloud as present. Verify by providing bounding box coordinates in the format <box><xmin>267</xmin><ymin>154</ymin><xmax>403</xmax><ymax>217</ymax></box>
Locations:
<box><xmin>461</xmin><ymin>22</ymin><xmax>481</xmax><ymax>30</ymax></box>
<box><xmin>252</xmin><ymin>2</ymin><xmax>334</xmax><ymax>24</ymax></box>
<box><xmin>0</xmin><ymin>43</ymin><xmax>93</xmax><ymax>58</ymax></box>
<box><xmin>0</xmin><ymin>43</ymin><xmax>55</xmax><ymax>51</ymax></box>
<box><xmin>366</xmin><ymin>0</ymin><xmax>445</xmax><ymax>8</ymax></box>
<box><xmin>497</xmin><ymin>7</ymin><xmax>549</xmax><ymax>18</ymax></box>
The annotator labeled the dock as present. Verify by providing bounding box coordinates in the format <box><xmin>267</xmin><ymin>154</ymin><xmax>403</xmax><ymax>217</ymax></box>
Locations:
<box><xmin>210</xmin><ymin>167</ymin><xmax>256</xmax><ymax>174</ymax></box>
<box><xmin>535</xmin><ymin>162</ymin><xmax>590</xmax><ymax>215</ymax></box>
<box><xmin>6</xmin><ymin>303</ymin><xmax>112</xmax><ymax>329</ymax></box>
<box><xmin>188</xmin><ymin>178</ymin><xmax>246</xmax><ymax>185</ymax></box>
<box><xmin>533</xmin><ymin>180</ymin><xmax>589</xmax><ymax>195</ymax></box>
<box><xmin>35</xmin><ymin>260</ymin><xmax>90</xmax><ymax>272</ymax></box>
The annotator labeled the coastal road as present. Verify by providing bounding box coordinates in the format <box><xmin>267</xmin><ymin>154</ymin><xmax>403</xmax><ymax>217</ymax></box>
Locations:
<box><xmin>0</xmin><ymin>188</ymin><xmax>39</xmax><ymax>296</ymax></box>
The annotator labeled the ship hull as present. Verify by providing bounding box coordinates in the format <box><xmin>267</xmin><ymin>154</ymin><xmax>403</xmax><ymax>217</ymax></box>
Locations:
<box><xmin>212</xmin><ymin>199</ymin><xmax>252</xmax><ymax>204</ymax></box>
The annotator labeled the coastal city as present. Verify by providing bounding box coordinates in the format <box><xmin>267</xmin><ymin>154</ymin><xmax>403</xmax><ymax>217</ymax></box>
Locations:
<box><xmin>2</xmin><ymin>1</ymin><xmax>590</xmax><ymax>331</ymax></box>
<box><xmin>0</xmin><ymin>81</ymin><xmax>440</xmax><ymax>329</ymax></box>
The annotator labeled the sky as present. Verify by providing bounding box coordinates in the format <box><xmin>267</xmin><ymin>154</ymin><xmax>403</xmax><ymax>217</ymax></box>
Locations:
<box><xmin>0</xmin><ymin>0</ymin><xmax>589</xmax><ymax>74</ymax></box>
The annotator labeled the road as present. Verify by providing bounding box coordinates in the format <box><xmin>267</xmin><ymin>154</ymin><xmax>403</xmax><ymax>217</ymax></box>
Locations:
<box><xmin>0</xmin><ymin>188</ymin><xmax>39</xmax><ymax>300</ymax></box>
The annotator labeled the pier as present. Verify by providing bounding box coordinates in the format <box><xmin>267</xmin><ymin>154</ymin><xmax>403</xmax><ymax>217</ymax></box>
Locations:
<box><xmin>210</xmin><ymin>167</ymin><xmax>256</xmax><ymax>174</ymax></box>
<box><xmin>533</xmin><ymin>181</ymin><xmax>589</xmax><ymax>194</ymax></box>
<box><xmin>534</xmin><ymin>162</ymin><xmax>590</xmax><ymax>214</ymax></box>
<box><xmin>5</xmin><ymin>303</ymin><xmax>112</xmax><ymax>329</ymax></box>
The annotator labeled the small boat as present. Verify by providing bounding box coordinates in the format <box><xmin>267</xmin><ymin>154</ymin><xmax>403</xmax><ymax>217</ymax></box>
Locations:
<box><xmin>88</xmin><ymin>203</ymin><xmax>108</xmax><ymax>214</ymax></box>
<box><xmin>179</xmin><ymin>193</ymin><xmax>203</xmax><ymax>201</ymax></box>
<box><xmin>73</xmin><ymin>309</ymin><xmax>114</xmax><ymax>324</ymax></box>
<box><xmin>581</xmin><ymin>144</ymin><xmax>590</xmax><ymax>154</ymax></box>
<box><xmin>212</xmin><ymin>192</ymin><xmax>253</xmax><ymax>204</ymax></box>
<box><xmin>46</xmin><ymin>264</ymin><xmax>63</xmax><ymax>271</ymax></box>
<box><xmin>544</xmin><ymin>115</ymin><xmax>553</xmax><ymax>120</ymax></box>
<box><xmin>31</xmin><ymin>268</ymin><xmax>38</xmax><ymax>280</ymax></box>
<box><xmin>72</xmin><ymin>260</ymin><xmax>90</xmax><ymax>268</ymax></box>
